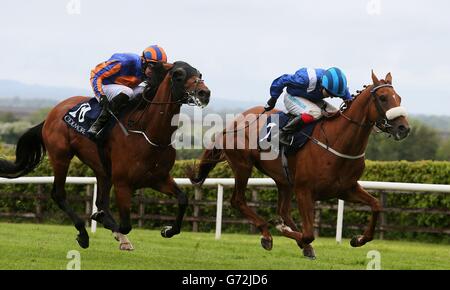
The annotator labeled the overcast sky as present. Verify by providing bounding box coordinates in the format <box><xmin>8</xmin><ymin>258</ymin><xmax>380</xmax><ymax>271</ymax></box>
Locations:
<box><xmin>1</xmin><ymin>0</ymin><xmax>449</xmax><ymax>115</ymax></box>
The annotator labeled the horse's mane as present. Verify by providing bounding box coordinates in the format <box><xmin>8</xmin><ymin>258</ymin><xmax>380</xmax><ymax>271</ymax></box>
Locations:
<box><xmin>319</xmin><ymin>84</ymin><xmax>374</xmax><ymax>122</ymax></box>
<box><xmin>126</xmin><ymin>62</ymin><xmax>170</xmax><ymax>111</ymax></box>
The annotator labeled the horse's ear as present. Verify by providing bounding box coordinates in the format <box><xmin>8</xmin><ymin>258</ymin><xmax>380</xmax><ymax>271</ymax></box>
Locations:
<box><xmin>171</xmin><ymin>67</ymin><xmax>187</xmax><ymax>83</ymax></box>
<box><xmin>371</xmin><ymin>70</ymin><xmax>380</xmax><ymax>86</ymax></box>
<box><xmin>385</xmin><ymin>72</ymin><xmax>393</xmax><ymax>84</ymax></box>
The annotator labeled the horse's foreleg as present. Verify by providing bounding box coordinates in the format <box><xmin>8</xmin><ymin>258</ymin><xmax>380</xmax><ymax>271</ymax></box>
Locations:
<box><xmin>273</xmin><ymin>183</ymin><xmax>314</xmax><ymax>252</ymax></box>
<box><xmin>91</xmin><ymin>176</ymin><xmax>117</xmax><ymax>229</ymax></box>
<box><xmin>91</xmin><ymin>175</ymin><xmax>135</xmax><ymax>248</ymax></box>
<box><xmin>275</xmin><ymin>182</ymin><xmax>299</xmax><ymax>232</ymax></box>
<box><xmin>296</xmin><ymin>189</ymin><xmax>316</xmax><ymax>259</ymax></box>
<box><xmin>152</xmin><ymin>176</ymin><xmax>188</xmax><ymax>238</ymax></box>
<box><xmin>344</xmin><ymin>184</ymin><xmax>381</xmax><ymax>247</ymax></box>
<box><xmin>114</xmin><ymin>183</ymin><xmax>134</xmax><ymax>251</ymax></box>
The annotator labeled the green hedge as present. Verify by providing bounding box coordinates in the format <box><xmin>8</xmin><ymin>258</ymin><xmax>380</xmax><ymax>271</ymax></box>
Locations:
<box><xmin>0</xmin><ymin>152</ymin><xmax>449</xmax><ymax>243</ymax></box>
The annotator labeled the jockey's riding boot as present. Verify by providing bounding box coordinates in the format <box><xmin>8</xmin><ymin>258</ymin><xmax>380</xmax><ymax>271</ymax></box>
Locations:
<box><xmin>109</xmin><ymin>93</ymin><xmax>130</xmax><ymax>117</ymax></box>
<box><xmin>279</xmin><ymin>115</ymin><xmax>305</xmax><ymax>146</ymax></box>
<box><xmin>87</xmin><ymin>96</ymin><xmax>110</xmax><ymax>136</ymax></box>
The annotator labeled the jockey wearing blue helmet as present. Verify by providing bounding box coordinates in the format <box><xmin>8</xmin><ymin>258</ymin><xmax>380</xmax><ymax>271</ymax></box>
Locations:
<box><xmin>264</xmin><ymin>67</ymin><xmax>352</xmax><ymax>145</ymax></box>
<box><xmin>321</xmin><ymin>67</ymin><xmax>350</xmax><ymax>98</ymax></box>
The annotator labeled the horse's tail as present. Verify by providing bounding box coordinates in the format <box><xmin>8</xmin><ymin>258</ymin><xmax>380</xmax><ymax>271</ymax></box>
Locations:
<box><xmin>186</xmin><ymin>147</ymin><xmax>225</xmax><ymax>186</ymax></box>
<box><xmin>0</xmin><ymin>122</ymin><xmax>46</xmax><ymax>178</ymax></box>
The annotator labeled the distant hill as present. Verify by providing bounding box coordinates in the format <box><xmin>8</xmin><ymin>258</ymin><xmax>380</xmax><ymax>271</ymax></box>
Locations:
<box><xmin>0</xmin><ymin>79</ymin><xmax>261</xmax><ymax>110</ymax></box>
<box><xmin>0</xmin><ymin>79</ymin><xmax>91</xmax><ymax>101</ymax></box>
<box><xmin>412</xmin><ymin>114</ymin><xmax>450</xmax><ymax>133</ymax></box>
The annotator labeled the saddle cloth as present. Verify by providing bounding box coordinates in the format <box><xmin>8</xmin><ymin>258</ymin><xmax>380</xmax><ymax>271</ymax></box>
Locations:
<box><xmin>260</xmin><ymin>111</ymin><xmax>317</xmax><ymax>155</ymax></box>
<box><xmin>62</xmin><ymin>98</ymin><xmax>104</xmax><ymax>140</ymax></box>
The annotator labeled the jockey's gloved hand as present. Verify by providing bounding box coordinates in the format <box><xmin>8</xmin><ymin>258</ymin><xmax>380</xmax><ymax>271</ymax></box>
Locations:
<box><xmin>264</xmin><ymin>97</ymin><xmax>277</xmax><ymax>111</ymax></box>
<box><xmin>99</xmin><ymin>95</ymin><xmax>108</xmax><ymax>106</ymax></box>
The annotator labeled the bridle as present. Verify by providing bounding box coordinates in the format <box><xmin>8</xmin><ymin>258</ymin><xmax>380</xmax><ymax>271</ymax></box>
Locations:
<box><xmin>125</xmin><ymin>70</ymin><xmax>206</xmax><ymax>148</ymax></box>
<box><xmin>338</xmin><ymin>83</ymin><xmax>403</xmax><ymax>133</ymax></box>
<box><xmin>177</xmin><ymin>77</ymin><xmax>206</xmax><ymax>107</ymax></box>
<box><xmin>141</xmin><ymin>76</ymin><xmax>205</xmax><ymax>107</ymax></box>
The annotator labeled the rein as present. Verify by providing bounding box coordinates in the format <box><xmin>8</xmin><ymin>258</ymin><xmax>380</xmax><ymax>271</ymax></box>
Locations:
<box><xmin>222</xmin><ymin>109</ymin><xmax>267</xmax><ymax>134</ymax></box>
<box><xmin>119</xmin><ymin>75</ymin><xmax>205</xmax><ymax>149</ymax></box>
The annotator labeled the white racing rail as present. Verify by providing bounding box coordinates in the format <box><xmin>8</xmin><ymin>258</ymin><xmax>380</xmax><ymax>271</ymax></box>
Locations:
<box><xmin>1</xmin><ymin>177</ymin><xmax>449</xmax><ymax>242</ymax></box>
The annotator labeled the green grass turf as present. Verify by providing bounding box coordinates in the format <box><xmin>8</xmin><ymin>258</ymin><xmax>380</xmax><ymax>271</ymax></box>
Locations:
<box><xmin>0</xmin><ymin>222</ymin><xmax>448</xmax><ymax>270</ymax></box>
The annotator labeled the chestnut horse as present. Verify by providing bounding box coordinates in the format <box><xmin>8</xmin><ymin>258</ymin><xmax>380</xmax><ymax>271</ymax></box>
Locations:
<box><xmin>189</xmin><ymin>71</ymin><xmax>409</xmax><ymax>259</ymax></box>
<box><xmin>0</xmin><ymin>61</ymin><xmax>210</xmax><ymax>250</ymax></box>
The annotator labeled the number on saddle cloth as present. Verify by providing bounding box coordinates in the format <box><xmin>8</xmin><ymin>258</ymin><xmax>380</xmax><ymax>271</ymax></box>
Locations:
<box><xmin>63</xmin><ymin>98</ymin><xmax>112</xmax><ymax>140</ymax></box>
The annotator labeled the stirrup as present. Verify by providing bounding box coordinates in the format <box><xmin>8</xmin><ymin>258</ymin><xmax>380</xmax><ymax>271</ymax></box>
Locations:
<box><xmin>87</xmin><ymin>125</ymin><xmax>101</xmax><ymax>135</ymax></box>
<box><xmin>280</xmin><ymin>134</ymin><xmax>294</xmax><ymax>146</ymax></box>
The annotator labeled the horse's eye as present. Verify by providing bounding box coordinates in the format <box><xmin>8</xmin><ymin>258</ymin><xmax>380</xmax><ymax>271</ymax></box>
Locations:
<box><xmin>379</xmin><ymin>95</ymin><xmax>387</xmax><ymax>102</ymax></box>
<box><xmin>199</xmin><ymin>74</ymin><xmax>203</xmax><ymax>79</ymax></box>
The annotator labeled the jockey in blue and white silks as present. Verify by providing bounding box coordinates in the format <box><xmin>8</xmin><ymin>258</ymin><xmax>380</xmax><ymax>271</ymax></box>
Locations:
<box><xmin>264</xmin><ymin>67</ymin><xmax>352</xmax><ymax>145</ymax></box>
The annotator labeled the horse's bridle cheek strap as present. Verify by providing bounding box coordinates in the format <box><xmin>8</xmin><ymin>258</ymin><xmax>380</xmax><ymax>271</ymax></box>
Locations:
<box><xmin>386</xmin><ymin>106</ymin><xmax>408</xmax><ymax>121</ymax></box>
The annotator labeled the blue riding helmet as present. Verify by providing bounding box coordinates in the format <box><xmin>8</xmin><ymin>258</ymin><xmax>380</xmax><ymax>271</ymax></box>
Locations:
<box><xmin>321</xmin><ymin>67</ymin><xmax>348</xmax><ymax>98</ymax></box>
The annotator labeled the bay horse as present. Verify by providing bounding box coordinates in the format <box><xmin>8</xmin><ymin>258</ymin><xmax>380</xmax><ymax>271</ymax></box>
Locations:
<box><xmin>188</xmin><ymin>71</ymin><xmax>409</xmax><ymax>259</ymax></box>
<box><xmin>0</xmin><ymin>61</ymin><xmax>210</xmax><ymax>250</ymax></box>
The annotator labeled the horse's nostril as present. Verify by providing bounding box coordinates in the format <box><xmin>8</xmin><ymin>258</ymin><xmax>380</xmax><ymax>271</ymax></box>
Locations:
<box><xmin>397</xmin><ymin>125</ymin><xmax>410</xmax><ymax>137</ymax></box>
<box><xmin>398</xmin><ymin>125</ymin><xmax>407</xmax><ymax>132</ymax></box>
<box><xmin>199</xmin><ymin>89</ymin><xmax>210</xmax><ymax>98</ymax></box>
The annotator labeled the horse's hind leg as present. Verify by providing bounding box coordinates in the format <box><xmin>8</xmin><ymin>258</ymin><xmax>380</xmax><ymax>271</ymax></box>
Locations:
<box><xmin>151</xmin><ymin>176</ymin><xmax>188</xmax><ymax>238</ymax></box>
<box><xmin>49</xmin><ymin>154</ymin><xmax>89</xmax><ymax>249</ymax></box>
<box><xmin>343</xmin><ymin>184</ymin><xmax>381</xmax><ymax>247</ymax></box>
<box><xmin>230</xmin><ymin>166</ymin><xmax>273</xmax><ymax>251</ymax></box>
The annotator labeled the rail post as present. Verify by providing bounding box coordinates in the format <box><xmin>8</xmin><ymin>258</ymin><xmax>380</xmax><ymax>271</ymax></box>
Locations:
<box><xmin>379</xmin><ymin>191</ymin><xmax>386</xmax><ymax>240</ymax></box>
<box><xmin>193</xmin><ymin>187</ymin><xmax>202</xmax><ymax>232</ymax></box>
<box><xmin>215</xmin><ymin>184</ymin><xmax>224</xmax><ymax>240</ymax></box>
<box><xmin>336</xmin><ymin>199</ymin><xmax>345</xmax><ymax>244</ymax></box>
<box><xmin>91</xmin><ymin>182</ymin><xmax>98</xmax><ymax>233</ymax></box>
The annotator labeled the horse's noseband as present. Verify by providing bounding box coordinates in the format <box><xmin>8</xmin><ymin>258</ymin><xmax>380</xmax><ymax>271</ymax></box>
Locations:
<box><xmin>180</xmin><ymin>78</ymin><xmax>206</xmax><ymax>107</ymax></box>
<box><xmin>370</xmin><ymin>84</ymin><xmax>407</xmax><ymax>132</ymax></box>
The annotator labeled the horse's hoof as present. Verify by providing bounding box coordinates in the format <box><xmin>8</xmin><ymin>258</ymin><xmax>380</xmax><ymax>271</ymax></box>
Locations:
<box><xmin>76</xmin><ymin>233</ymin><xmax>89</xmax><ymax>249</ymax></box>
<box><xmin>350</xmin><ymin>235</ymin><xmax>365</xmax><ymax>247</ymax></box>
<box><xmin>90</xmin><ymin>210</ymin><xmax>105</xmax><ymax>223</ymax></box>
<box><xmin>161</xmin><ymin>226</ymin><xmax>175</xmax><ymax>238</ymax></box>
<box><xmin>260</xmin><ymin>237</ymin><xmax>273</xmax><ymax>251</ymax></box>
<box><xmin>302</xmin><ymin>245</ymin><xmax>316</xmax><ymax>260</ymax></box>
<box><xmin>119</xmin><ymin>242</ymin><xmax>134</xmax><ymax>251</ymax></box>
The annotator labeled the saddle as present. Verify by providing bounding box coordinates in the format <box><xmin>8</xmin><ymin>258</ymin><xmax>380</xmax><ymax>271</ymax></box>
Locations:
<box><xmin>259</xmin><ymin>111</ymin><xmax>317</xmax><ymax>184</ymax></box>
